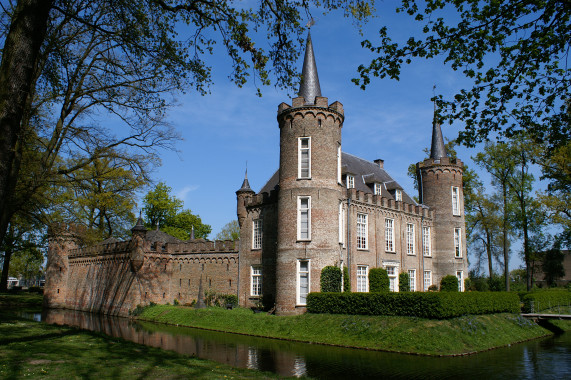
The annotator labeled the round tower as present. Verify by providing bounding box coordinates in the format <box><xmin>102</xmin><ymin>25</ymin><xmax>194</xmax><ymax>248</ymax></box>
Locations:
<box><xmin>44</xmin><ymin>223</ymin><xmax>82</xmax><ymax>309</ymax></box>
<box><xmin>416</xmin><ymin>116</ymin><xmax>468</xmax><ymax>289</ymax></box>
<box><xmin>236</xmin><ymin>170</ymin><xmax>255</xmax><ymax>228</ymax></box>
<box><xmin>275</xmin><ymin>32</ymin><xmax>345</xmax><ymax>314</ymax></box>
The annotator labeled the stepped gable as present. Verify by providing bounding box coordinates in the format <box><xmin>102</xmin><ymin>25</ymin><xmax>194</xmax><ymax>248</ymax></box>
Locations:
<box><xmin>256</xmin><ymin>152</ymin><xmax>416</xmax><ymax>204</ymax></box>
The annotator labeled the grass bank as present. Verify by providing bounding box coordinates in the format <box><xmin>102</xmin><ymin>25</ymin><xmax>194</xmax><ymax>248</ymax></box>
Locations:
<box><xmin>135</xmin><ymin>305</ymin><xmax>570</xmax><ymax>356</ymax></box>
<box><xmin>0</xmin><ymin>312</ymin><xmax>279</xmax><ymax>379</ymax></box>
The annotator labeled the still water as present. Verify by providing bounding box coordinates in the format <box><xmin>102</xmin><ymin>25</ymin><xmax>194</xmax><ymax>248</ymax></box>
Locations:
<box><xmin>25</xmin><ymin>309</ymin><xmax>571</xmax><ymax>379</ymax></box>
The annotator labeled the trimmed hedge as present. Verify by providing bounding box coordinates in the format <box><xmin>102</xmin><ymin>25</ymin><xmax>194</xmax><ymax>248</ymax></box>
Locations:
<box><xmin>321</xmin><ymin>266</ymin><xmax>342</xmax><ymax>292</ymax></box>
<box><xmin>307</xmin><ymin>291</ymin><xmax>520</xmax><ymax>319</ymax></box>
<box><xmin>399</xmin><ymin>272</ymin><xmax>410</xmax><ymax>292</ymax></box>
<box><xmin>343</xmin><ymin>266</ymin><xmax>350</xmax><ymax>292</ymax></box>
<box><xmin>369</xmin><ymin>268</ymin><xmax>389</xmax><ymax>292</ymax></box>
<box><xmin>522</xmin><ymin>289</ymin><xmax>571</xmax><ymax>313</ymax></box>
<box><xmin>440</xmin><ymin>275</ymin><xmax>459</xmax><ymax>292</ymax></box>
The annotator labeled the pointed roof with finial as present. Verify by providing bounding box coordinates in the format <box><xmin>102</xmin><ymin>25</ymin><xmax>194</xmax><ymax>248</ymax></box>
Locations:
<box><xmin>236</xmin><ymin>168</ymin><xmax>254</xmax><ymax>193</ymax></box>
<box><xmin>298</xmin><ymin>28</ymin><xmax>322</xmax><ymax>105</ymax></box>
<box><xmin>131</xmin><ymin>211</ymin><xmax>147</xmax><ymax>233</ymax></box>
<box><xmin>430</xmin><ymin>103</ymin><xmax>447</xmax><ymax>161</ymax></box>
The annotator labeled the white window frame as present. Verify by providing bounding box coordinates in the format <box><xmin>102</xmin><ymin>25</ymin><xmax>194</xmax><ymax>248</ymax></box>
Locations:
<box><xmin>408</xmin><ymin>269</ymin><xmax>416</xmax><ymax>291</ymax></box>
<box><xmin>454</xmin><ymin>227</ymin><xmax>462</xmax><ymax>257</ymax></box>
<box><xmin>456</xmin><ymin>270</ymin><xmax>464</xmax><ymax>292</ymax></box>
<box><xmin>422</xmin><ymin>226</ymin><xmax>431</xmax><ymax>257</ymax></box>
<box><xmin>385</xmin><ymin>218</ymin><xmax>395</xmax><ymax>252</ymax></box>
<box><xmin>251</xmin><ymin>266</ymin><xmax>262</xmax><ymax>296</ymax></box>
<box><xmin>386</xmin><ymin>265</ymin><xmax>399</xmax><ymax>292</ymax></box>
<box><xmin>356</xmin><ymin>213</ymin><xmax>368</xmax><ymax>250</ymax></box>
<box><xmin>424</xmin><ymin>270</ymin><xmax>432</xmax><ymax>291</ymax></box>
<box><xmin>297</xmin><ymin>196</ymin><xmax>311</xmax><ymax>241</ymax></box>
<box><xmin>347</xmin><ymin>175</ymin><xmax>355</xmax><ymax>189</ymax></box>
<box><xmin>452</xmin><ymin>186</ymin><xmax>460</xmax><ymax>216</ymax></box>
<box><xmin>298</xmin><ymin>137</ymin><xmax>311</xmax><ymax>179</ymax></box>
<box><xmin>337</xmin><ymin>144</ymin><xmax>342</xmax><ymax>184</ymax></box>
<box><xmin>252</xmin><ymin>219</ymin><xmax>262</xmax><ymax>249</ymax></box>
<box><xmin>357</xmin><ymin>265</ymin><xmax>369</xmax><ymax>292</ymax></box>
<box><xmin>406</xmin><ymin>223</ymin><xmax>415</xmax><ymax>255</ymax></box>
<box><xmin>374</xmin><ymin>183</ymin><xmax>382</xmax><ymax>195</ymax></box>
<box><xmin>297</xmin><ymin>259</ymin><xmax>310</xmax><ymax>305</ymax></box>
<box><xmin>395</xmin><ymin>189</ymin><xmax>402</xmax><ymax>201</ymax></box>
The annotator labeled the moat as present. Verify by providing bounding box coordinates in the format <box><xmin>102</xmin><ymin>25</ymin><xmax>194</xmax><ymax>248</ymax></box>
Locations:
<box><xmin>24</xmin><ymin>309</ymin><xmax>571</xmax><ymax>379</ymax></box>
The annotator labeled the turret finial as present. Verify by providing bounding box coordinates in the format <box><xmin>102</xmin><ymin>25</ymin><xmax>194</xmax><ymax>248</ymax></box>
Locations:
<box><xmin>298</xmin><ymin>29</ymin><xmax>322</xmax><ymax>105</ymax></box>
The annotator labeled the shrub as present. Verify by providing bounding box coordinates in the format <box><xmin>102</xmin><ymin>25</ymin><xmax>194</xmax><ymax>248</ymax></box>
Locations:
<box><xmin>204</xmin><ymin>291</ymin><xmax>239</xmax><ymax>307</ymax></box>
<box><xmin>173</xmin><ymin>299</ymin><xmax>180</xmax><ymax>306</ymax></box>
<box><xmin>488</xmin><ymin>275</ymin><xmax>504</xmax><ymax>291</ymax></box>
<box><xmin>307</xmin><ymin>291</ymin><xmax>520</xmax><ymax>319</ymax></box>
<box><xmin>522</xmin><ymin>289</ymin><xmax>571</xmax><ymax>313</ymax></box>
<box><xmin>399</xmin><ymin>272</ymin><xmax>410</xmax><ymax>292</ymax></box>
<box><xmin>343</xmin><ymin>266</ymin><xmax>350</xmax><ymax>292</ymax></box>
<box><xmin>321</xmin><ymin>266</ymin><xmax>342</xmax><ymax>292</ymax></box>
<box><xmin>440</xmin><ymin>275</ymin><xmax>459</xmax><ymax>292</ymax></box>
<box><xmin>428</xmin><ymin>285</ymin><xmax>438</xmax><ymax>292</ymax></box>
<box><xmin>369</xmin><ymin>268</ymin><xmax>389</xmax><ymax>292</ymax></box>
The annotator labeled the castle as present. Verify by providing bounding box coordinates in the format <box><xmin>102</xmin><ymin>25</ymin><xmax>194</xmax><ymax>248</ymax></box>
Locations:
<box><xmin>44</xmin><ymin>33</ymin><xmax>467</xmax><ymax>316</ymax></box>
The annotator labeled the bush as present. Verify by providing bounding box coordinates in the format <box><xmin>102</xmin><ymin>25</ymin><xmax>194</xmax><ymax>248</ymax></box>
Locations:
<box><xmin>369</xmin><ymin>268</ymin><xmax>389</xmax><ymax>292</ymax></box>
<box><xmin>488</xmin><ymin>275</ymin><xmax>504</xmax><ymax>291</ymax></box>
<box><xmin>307</xmin><ymin>291</ymin><xmax>520</xmax><ymax>319</ymax></box>
<box><xmin>522</xmin><ymin>289</ymin><xmax>571</xmax><ymax>313</ymax></box>
<box><xmin>321</xmin><ymin>266</ymin><xmax>342</xmax><ymax>292</ymax></box>
<box><xmin>204</xmin><ymin>291</ymin><xmax>238</xmax><ymax>307</ymax></box>
<box><xmin>343</xmin><ymin>266</ymin><xmax>350</xmax><ymax>292</ymax></box>
<box><xmin>428</xmin><ymin>285</ymin><xmax>438</xmax><ymax>292</ymax></box>
<box><xmin>399</xmin><ymin>272</ymin><xmax>410</xmax><ymax>292</ymax></box>
<box><xmin>440</xmin><ymin>275</ymin><xmax>459</xmax><ymax>292</ymax></box>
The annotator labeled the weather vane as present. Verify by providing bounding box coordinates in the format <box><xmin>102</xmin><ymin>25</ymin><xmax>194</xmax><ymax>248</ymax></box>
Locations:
<box><xmin>306</xmin><ymin>18</ymin><xmax>315</xmax><ymax>29</ymax></box>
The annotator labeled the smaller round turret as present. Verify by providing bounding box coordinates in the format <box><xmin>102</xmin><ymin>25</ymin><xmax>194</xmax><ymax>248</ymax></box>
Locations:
<box><xmin>236</xmin><ymin>170</ymin><xmax>254</xmax><ymax>228</ymax></box>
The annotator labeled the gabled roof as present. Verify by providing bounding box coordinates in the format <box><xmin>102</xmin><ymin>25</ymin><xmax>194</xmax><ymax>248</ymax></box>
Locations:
<box><xmin>145</xmin><ymin>230</ymin><xmax>182</xmax><ymax>244</ymax></box>
<box><xmin>257</xmin><ymin>152</ymin><xmax>417</xmax><ymax>205</ymax></box>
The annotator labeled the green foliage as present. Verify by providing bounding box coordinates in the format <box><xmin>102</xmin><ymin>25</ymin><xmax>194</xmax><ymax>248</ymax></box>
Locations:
<box><xmin>215</xmin><ymin>220</ymin><xmax>240</xmax><ymax>241</ymax></box>
<box><xmin>440</xmin><ymin>275</ymin><xmax>459</xmax><ymax>292</ymax></box>
<box><xmin>399</xmin><ymin>272</ymin><xmax>410</xmax><ymax>292</ymax></box>
<box><xmin>428</xmin><ymin>285</ymin><xmax>438</xmax><ymax>292</ymax></box>
<box><xmin>369</xmin><ymin>268</ymin><xmax>389</xmax><ymax>292</ymax></box>
<box><xmin>143</xmin><ymin>182</ymin><xmax>211</xmax><ymax>240</ymax></box>
<box><xmin>542</xmin><ymin>244</ymin><xmax>566</xmax><ymax>287</ymax></box>
<box><xmin>203</xmin><ymin>291</ymin><xmax>238</xmax><ymax>308</ymax></box>
<box><xmin>343</xmin><ymin>266</ymin><xmax>350</xmax><ymax>292</ymax></box>
<box><xmin>320</xmin><ymin>266</ymin><xmax>342</xmax><ymax>292</ymax></box>
<box><xmin>307</xmin><ymin>292</ymin><xmax>521</xmax><ymax>319</ymax></box>
<box><xmin>522</xmin><ymin>289</ymin><xmax>571</xmax><ymax>313</ymax></box>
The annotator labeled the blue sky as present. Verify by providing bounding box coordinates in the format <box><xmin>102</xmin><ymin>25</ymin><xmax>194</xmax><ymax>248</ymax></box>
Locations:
<box><xmin>147</xmin><ymin>4</ymin><xmax>537</xmax><ymax>272</ymax></box>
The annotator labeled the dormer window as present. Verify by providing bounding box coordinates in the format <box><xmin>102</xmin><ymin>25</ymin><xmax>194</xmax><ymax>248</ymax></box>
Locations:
<box><xmin>374</xmin><ymin>183</ymin><xmax>382</xmax><ymax>195</ymax></box>
<box><xmin>395</xmin><ymin>189</ymin><xmax>402</xmax><ymax>201</ymax></box>
<box><xmin>347</xmin><ymin>175</ymin><xmax>355</xmax><ymax>189</ymax></box>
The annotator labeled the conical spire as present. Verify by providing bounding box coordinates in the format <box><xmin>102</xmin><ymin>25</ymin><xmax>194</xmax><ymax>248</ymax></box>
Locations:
<box><xmin>237</xmin><ymin>168</ymin><xmax>254</xmax><ymax>193</ymax></box>
<box><xmin>131</xmin><ymin>211</ymin><xmax>147</xmax><ymax>233</ymax></box>
<box><xmin>298</xmin><ymin>31</ymin><xmax>322</xmax><ymax>104</ymax></box>
<box><xmin>430</xmin><ymin>105</ymin><xmax>447</xmax><ymax>161</ymax></box>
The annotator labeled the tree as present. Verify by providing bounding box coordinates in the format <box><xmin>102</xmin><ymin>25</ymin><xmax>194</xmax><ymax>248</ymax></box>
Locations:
<box><xmin>216</xmin><ymin>220</ymin><xmax>240</xmax><ymax>241</ymax></box>
<box><xmin>541</xmin><ymin>243</ymin><xmax>566</xmax><ymax>287</ymax></box>
<box><xmin>9</xmin><ymin>246</ymin><xmax>44</xmax><ymax>286</ymax></box>
<box><xmin>355</xmin><ymin>1</ymin><xmax>570</xmax><ymax>157</ymax></box>
<box><xmin>142</xmin><ymin>182</ymin><xmax>211</xmax><ymax>240</ymax></box>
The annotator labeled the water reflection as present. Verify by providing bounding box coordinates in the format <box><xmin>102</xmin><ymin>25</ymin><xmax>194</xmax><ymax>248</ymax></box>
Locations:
<box><xmin>30</xmin><ymin>309</ymin><xmax>571</xmax><ymax>379</ymax></box>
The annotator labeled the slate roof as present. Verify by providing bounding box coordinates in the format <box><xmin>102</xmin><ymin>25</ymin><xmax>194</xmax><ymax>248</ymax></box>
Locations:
<box><xmin>258</xmin><ymin>152</ymin><xmax>417</xmax><ymax>205</ymax></box>
<box><xmin>145</xmin><ymin>229</ymin><xmax>183</xmax><ymax>244</ymax></box>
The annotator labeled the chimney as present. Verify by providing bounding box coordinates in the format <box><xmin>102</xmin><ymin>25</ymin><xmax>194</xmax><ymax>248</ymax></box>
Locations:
<box><xmin>374</xmin><ymin>159</ymin><xmax>384</xmax><ymax>168</ymax></box>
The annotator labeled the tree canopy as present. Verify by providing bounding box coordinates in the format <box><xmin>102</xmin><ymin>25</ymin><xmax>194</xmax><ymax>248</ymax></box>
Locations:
<box><xmin>355</xmin><ymin>1</ymin><xmax>570</xmax><ymax>154</ymax></box>
<box><xmin>215</xmin><ymin>220</ymin><xmax>240</xmax><ymax>241</ymax></box>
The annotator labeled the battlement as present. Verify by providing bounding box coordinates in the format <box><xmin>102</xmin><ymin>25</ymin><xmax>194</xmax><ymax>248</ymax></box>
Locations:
<box><xmin>69</xmin><ymin>240</ymin><xmax>131</xmax><ymax>258</ymax></box>
<box><xmin>346</xmin><ymin>188</ymin><xmax>433</xmax><ymax>219</ymax></box>
<box><xmin>418</xmin><ymin>156</ymin><xmax>464</xmax><ymax>169</ymax></box>
<box><xmin>168</xmin><ymin>239</ymin><xmax>237</xmax><ymax>254</ymax></box>
<box><xmin>48</xmin><ymin>223</ymin><xmax>87</xmax><ymax>238</ymax></box>
<box><xmin>244</xmin><ymin>189</ymin><xmax>279</xmax><ymax>207</ymax></box>
<box><xmin>277</xmin><ymin>97</ymin><xmax>344</xmax><ymax>121</ymax></box>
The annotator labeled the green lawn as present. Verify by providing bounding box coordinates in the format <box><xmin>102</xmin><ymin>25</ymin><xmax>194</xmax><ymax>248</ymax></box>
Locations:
<box><xmin>0</xmin><ymin>311</ymin><xmax>281</xmax><ymax>379</ymax></box>
<box><xmin>136</xmin><ymin>305</ymin><xmax>566</xmax><ymax>355</ymax></box>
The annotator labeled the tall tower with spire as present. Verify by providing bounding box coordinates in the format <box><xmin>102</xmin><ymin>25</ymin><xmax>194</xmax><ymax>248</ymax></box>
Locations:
<box><xmin>416</xmin><ymin>112</ymin><xmax>468</xmax><ymax>286</ymax></box>
<box><xmin>274</xmin><ymin>31</ymin><xmax>345</xmax><ymax>315</ymax></box>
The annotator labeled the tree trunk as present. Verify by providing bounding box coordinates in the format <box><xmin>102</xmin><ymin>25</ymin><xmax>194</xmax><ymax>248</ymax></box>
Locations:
<box><xmin>502</xmin><ymin>183</ymin><xmax>510</xmax><ymax>291</ymax></box>
<box><xmin>0</xmin><ymin>224</ymin><xmax>15</xmax><ymax>292</ymax></box>
<box><xmin>0</xmin><ymin>0</ymin><xmax>53</xmax><ymax>290</ymax></box>
<box><xmin>486</xmin><ymin>229</ymin><xmax>493</xmax><ymax>279</ymax></box>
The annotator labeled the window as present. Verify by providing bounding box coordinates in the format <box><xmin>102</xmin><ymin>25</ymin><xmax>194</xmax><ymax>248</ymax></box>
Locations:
<box><xmin>454</xmin><ymin>228</ymin><xmax>462</xmax><ymax>257</ymax></box>
<box><xmin>357</xmin><ymin>213</ymin><xmax>368</xmax><ymax>250</ymax></box>
<box><xmin>385</xmin><ymin>218</ymin><xmax>395</xmax><ymax>252</ymax></box>
<box><xmin>357</xmin><ymin>265</ymin><xmax>368</xmax><ymax>292</ymax></box>
<box><xmin>297</xmin><ymin>260</ymin><xmax>310</xmax><ymax>305</ymax></box>
<box><xmin>252</xmin><ymin>219</ymin><xmax>262</xmax><ymax>249</ymax></box>
<box><xmin>422</xmin><ymin>226</ymin><xmax>431</xmax><ymax>257</ymax></box>
<box><xmin>297</xmin><ymin>196</ymin><xmax>311</xmax><ymax>240</ymax></box>
<box><xmin>386</xmin><ymin>265</ymin><xmax>398</xmax><ymax>292</ymax></box>
<box><xmin>338</xmin><ymin>202</ymin><xmax>344</xmax><ymax>244</ymax></box>
<box><xmin>456</xmin><ymin>271</ymin><xmax>464</xmax><ymax>292</ymax></box>
<box><xmin>347</xmin><ymin>175</ymin><xmax>354</xmax><ymax>189</ymax></box>
<box><xmin>452</xmin><ymin>186</ymin><xmax>460</xmax><ymax>215</ymax></box>
<box><xmin>408</xmin><ymin>269</ymin><xmax>416</xmax><ymax>291</ymax></box>
<box><xmin>298</xmin><ymin>137</ymin><xmax>311</xmax><ymax>178</ymax></box>
<box><xmin>251</xmin><ymin>266</ymin><xmax>262</xmax><ymax>296</ymax></box>
<box><xmin>424</xmin><ymin>270</ymin><xmax>432</xmax><ymax>290</ymax></box>
<box><xmin>374</xmin><ymin>183</ymin><xmax>382</xmax><ymax>195</ymax></box>
<box><xmin>395</xmin><ymin>189</ymin><xmax>402</xmax><ymax>201</ymax></box>
<box><xmin>337</xmin><ymin>144</ymin><xmax>342</xmax><ymax>184</ymax></box>
<box><xmin>406</xmin><ymin>223</ymin><xmax>415</xmax><ymax>255</ymax></box>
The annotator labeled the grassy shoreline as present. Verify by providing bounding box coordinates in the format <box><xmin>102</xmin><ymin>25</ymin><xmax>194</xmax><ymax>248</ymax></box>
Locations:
<box><xmin>135</xmin><ymin>304</ymin><xmax>570</xmax><ymax>356</ymax></box>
